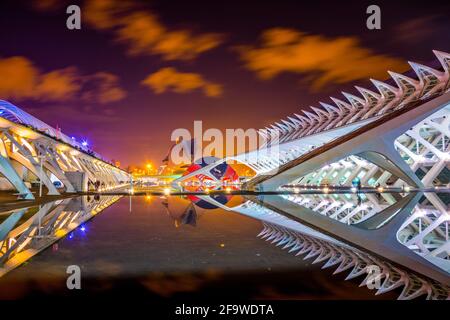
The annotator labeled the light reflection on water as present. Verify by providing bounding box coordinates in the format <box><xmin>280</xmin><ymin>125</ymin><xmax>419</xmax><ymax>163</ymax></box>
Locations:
<box><xmin>0</xmin><ymin>193</ymin><xmax>448</xmax><ymax>299</ymax></box>
<box><xmin>0</xmin><ymin>196</ymin><xmax>122</xmax><ymax>277</ymax></box>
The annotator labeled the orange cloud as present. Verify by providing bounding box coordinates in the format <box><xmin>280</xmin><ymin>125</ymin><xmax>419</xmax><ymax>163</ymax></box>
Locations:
<box><xmin>0</xmin><ymin>56</ymin><xmax>80</xmax><ymax>101</ymax></box>
<box><xmin>32</xmin><ymin>0</ymin><xmax>63</xmax><ymax>11</ymax></box>
<box><xmin>35</xmin><ymin>68</ymin><xmax>81</xmax><ymax>101</ymax></box>
<box><xmin>84</xmin><ymin>0</ymin><xmax>223</xmax><ymax>61</ymax></box>
<box><xmin>81</xmin><ymin>72</ymin><xmax>127</xmax><ymax>104</ymax></box>
<box><xmin>0</xmin><ymin>56</ymin><xmax>39</xmax><ymax>100</ymax></box>
<box><xmin>236</xmin><ymin>28</ymin><xmax>408</xmax><ymax>90</ymax></box>
<box><xmin>0</xmin><ymin>56</ymin><xmax>125</xmax><ymax>103</ymax></box>
<box><xmin>84</xmin><ymin>0</ymin><xmax>132</xmax><ymax>30</ymax></box>
<box><xmin>141</xmin><ymin>67</ymin><xmax>223</xmax><ymax>97</ymax></box>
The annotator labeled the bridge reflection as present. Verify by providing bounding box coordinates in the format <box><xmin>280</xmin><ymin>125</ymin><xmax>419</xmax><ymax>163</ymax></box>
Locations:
<box><xmin>0</xmin><ymin>195</ymin><xmax>122</xmax><ymax>277</ymax></box>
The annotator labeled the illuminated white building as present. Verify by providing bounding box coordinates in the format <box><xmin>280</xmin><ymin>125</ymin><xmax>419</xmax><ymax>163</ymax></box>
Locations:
<box><xmin>0</xmin><ymin>100</ymin><xmax>130</xmax><ymax>198</ymax></box>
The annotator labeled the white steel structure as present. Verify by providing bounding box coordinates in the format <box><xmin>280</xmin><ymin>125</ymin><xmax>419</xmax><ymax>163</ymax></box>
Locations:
<box><xmin>397</xmin><ymin>198</ymin><xmax>450</xmax><ymax>274</ymax></box>
<box><xmin>173</xmin><ymin>50</ymin><xmax>450</xmax><ymax>192</ymax></box>
<box><xmin>282</xmin><ymin>192</ymin><xmax>396</xmax><ymax>226</ymax></box>
<box><xmin>0</xmin><ymin>101</ymin><xmax>130</xmax><ymax>199</ymax></box>
<box><xmin>183</xmin><ymin>48</ymin><xmax>450</xmax><ymax>297</ymax></box>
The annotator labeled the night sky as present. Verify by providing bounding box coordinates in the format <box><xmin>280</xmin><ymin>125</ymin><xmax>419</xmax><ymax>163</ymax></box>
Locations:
<box><xmin>0</xmin><ymin>0</ymin><xmax>449</xmax><ymax>167</ymax></box>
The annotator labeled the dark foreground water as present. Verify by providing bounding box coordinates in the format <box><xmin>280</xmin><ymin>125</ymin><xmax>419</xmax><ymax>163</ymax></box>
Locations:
<box><xmin>0</xmin><ymin>195</ymin><xmax>402</xmax><ymax>299</ymax></box>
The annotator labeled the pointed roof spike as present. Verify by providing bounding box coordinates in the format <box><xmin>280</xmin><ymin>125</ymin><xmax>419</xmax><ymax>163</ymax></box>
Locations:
<box><xmin>387</xmin><ymin>70</ymin><xmax>419</xmax><ymax>85</ymax></box>
<box><xmin>330</xmin><ymin>96</ymin><xmax>353</xmax><ymax>111</ymax></box>
<box><xmin>375</xmin><ymin>276</ymin><xmax>405</xmax><ymax>296</ymax></box>
<box><xmin>387</xmin><ymin>70</ymin><xmax>420</xmax><ymax>93</ymax></box>
<box><xmin>260</xmin><ymin>128</ymin><xmax>268</xmax><ymax>139</ymax></box>
<box><xmin>258</xmin><ymin>128</ymin><xmax>268</xmax><ymax>135</ymax></box>
<box><xmin>433</xmin><ymin>50</ymin><xmax>450</xmax><ymax>73</ymax></box>
<box><xmin>287</xmin><ymin>116</ymin><xmax>302</xmax><ymax>127</ymax></box>
<box><xmin>281</xmin><ymin>119</ymin><xmax>296</xmax><ymax>130</ymax></box>
<box><xmin>302</xmin><ymin>110</ymin><xmax>319</xmax><ymax>121</ymax></box>
<box><xmin>319</xmin><ymin>102</ymin><xmax>340</xmax><ymax>114</ymax></box>
<box><xmin>408</xmin><ymin>61</ymin><xmax>444</xmax><ymax>78</ymax></box>
<box><xmin>267</xmin><ymin>127</ymin><xmax>279</xmax><ymax>138</ymax></box>
<box><xmin>270</xmin><ymin>124</ymin><xmax>281</xmax><ymax>133</ymax></box>
<box><xmin>246</xmin><ymin>51</ymin><xmax>450</xmax><ymax>147</ymax></box>
<box><xmin>354</xmin><ymin>86</ymin><xmax>381</xmax><ymax>106</ymax></box>
<box><xmin>345</xmin><ymin>263</ymin><xmax>368</xmax><ymax>281</ymax></box>
<box><xmin>271</xmin><ymin>124</ymin><xmax>283</xmax><ymax>134</ymax></box>
<box><xmin>355</xmin><ymin>85</ymin><xmax>381</xmax><ymax>99</ymax></box>
<box><xmin>370</xmin><ymin>78</ymin><xmax>400</xmax><ymax>96</ymax></box>
<box><xmin>273</xmin><ymin>126</ymin><xmax>287</xmax><ymax>136</ymax></box>
<box><xmin>257</xmin><ymin>225</ymin><xmax>269</xmax><ymax>237</ymax></box>
<box><xmin>333</xmin><ymin>256</ymin><xmax>356</xmax><ymax>275</ymax></box>
<box><xmin>294</xmin><ymin>113</ymin><xmax>312</xmax><ymax>125</ymax></box>
<box><xmin>275</xmin><ymin>122</ymin><xmax>289</xmax><ymax>132</ymax></box>
<box><xmin>311</xmin><ymin>106</ymin><xmax>329</xmax><ymax>117</ymax></box>
<box><xmin>342</xmin><ymin>91</ymin><xmax>365</xmax><ymax>108</ymax></box>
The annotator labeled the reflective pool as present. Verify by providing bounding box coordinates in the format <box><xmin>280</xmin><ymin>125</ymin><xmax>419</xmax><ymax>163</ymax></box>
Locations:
<box><xmin>0</xmin><ymin>193</ymin><xmax>448</xmax><ymax>299</ymax></box>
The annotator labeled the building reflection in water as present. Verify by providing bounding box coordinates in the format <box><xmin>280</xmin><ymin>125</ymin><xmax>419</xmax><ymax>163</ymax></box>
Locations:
<box><xmin>0</xmin><ymin>191</ymin><xmax>448</xmax><ymax>300</ymax></box>
<box><xmin>0</xmin><ymin>196</ymin><xmax>122</xmax><ymax>277</ymax></box>
<box><xmin>185</xmin><ymin>192</ymin><xmax>450</xmax><ymax>300</ymax></box>
<box><xmin>160</xmin><ymin>193</ymin><xmax>243</xmax><ymax>228</ymax></box>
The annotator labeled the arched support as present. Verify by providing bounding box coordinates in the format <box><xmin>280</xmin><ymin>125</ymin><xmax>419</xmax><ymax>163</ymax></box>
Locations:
<box><xmin>356</xmin><ymin>150</ymin><xmax>422</xmax><ymax>188</ymax></box>
<box><xmin>0</xmin><ymin>155</ymin><xmax>34</xmax><ymax>199</ymax></box>
<box><xmin>4</xmin><ymin>132</ymin><xmax>59</xmax><ymax>195</ymax></box>
<box><xmin>8</xmin><ymin>151</ymin><xmax>60</xmax><ymax>195</ymax></box>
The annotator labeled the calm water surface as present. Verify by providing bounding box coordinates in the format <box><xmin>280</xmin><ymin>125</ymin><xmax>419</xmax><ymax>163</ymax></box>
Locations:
<box><xmin>0</xmin><ymin>195</ymin><xmax>403</xmax><ymax>299</ymax></box>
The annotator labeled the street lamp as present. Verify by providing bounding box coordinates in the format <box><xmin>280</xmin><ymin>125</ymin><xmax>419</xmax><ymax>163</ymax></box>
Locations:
<box><xmin>146</xmin><ymin>163</ymin><xmax>153</xmax><ymax>175</ymax></box>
